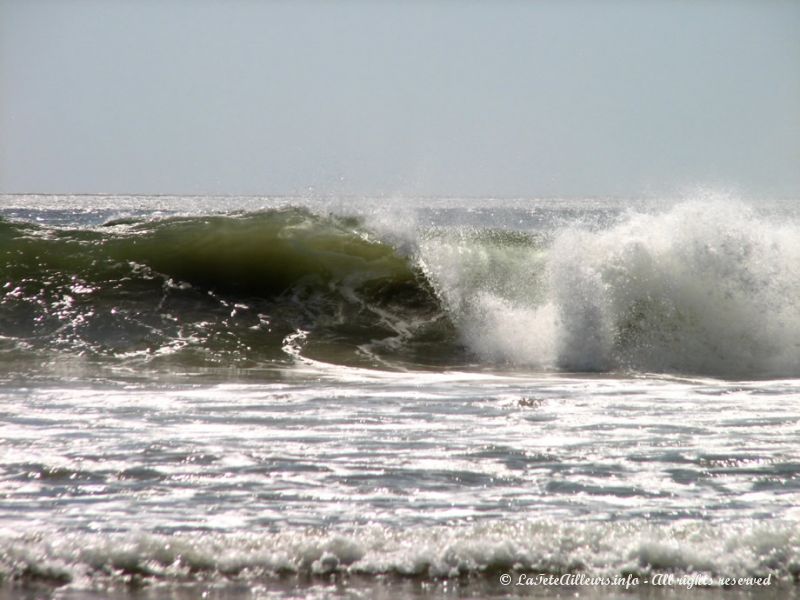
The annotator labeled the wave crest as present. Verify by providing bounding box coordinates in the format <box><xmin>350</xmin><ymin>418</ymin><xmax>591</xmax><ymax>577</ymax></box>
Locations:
<box><xmin>2</xmin><ymin>200</ymin><xmax>799</xmax><ymax>377</ymax></box>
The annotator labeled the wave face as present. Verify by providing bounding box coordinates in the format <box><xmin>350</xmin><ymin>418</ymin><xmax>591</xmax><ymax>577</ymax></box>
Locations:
<box><xmin>0</xmin><ymin>209</ymin><xmax>457</xmax><ymax>371</ymax></box>
<box><xmin>2</xmin><ymin>199</ymin><xmax>800</xmax><ymax>377</ymax></box>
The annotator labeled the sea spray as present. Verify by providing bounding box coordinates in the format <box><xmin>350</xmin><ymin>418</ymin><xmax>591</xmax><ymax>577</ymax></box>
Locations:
<box><xmin>419</xmin><ymin>199</ymin><xmax>800</xmax><ymax>377</ymax></box>
<box><xmin>548</xmin><ymin>200</ymin><xmax>800</xmax><ymax>375</ymax></box>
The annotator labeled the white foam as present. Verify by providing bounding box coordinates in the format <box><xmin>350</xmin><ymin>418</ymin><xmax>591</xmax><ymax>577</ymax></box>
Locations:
<box><xmin>418</xmin><ymin>228</ymin><xmax>557</xmax><ymax>368</ymax></box>
<box><xmin>0</xmin><ymin>520</ymin><xmax>795</xmax><ymax>588</ymax></box>
<box><xmin>420</xmin><ymin>198</ymin><xmax>800</xmax><ymax>377</ymax></box>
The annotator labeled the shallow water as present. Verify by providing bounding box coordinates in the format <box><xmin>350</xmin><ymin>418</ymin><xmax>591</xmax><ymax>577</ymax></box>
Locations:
<box><xmin>1</xmin><ymin>195</ymin><xmax>799</xmax><ymax>598</ymax></box>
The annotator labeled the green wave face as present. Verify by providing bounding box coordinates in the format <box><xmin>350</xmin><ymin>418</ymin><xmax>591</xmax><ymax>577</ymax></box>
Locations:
<box><xmin>119</xmin><ymin>211</ymin><xmax>413</xmax><ymax>295</ymax></box>
<box><xmin>0</xmin><ymin>209</ymin><xmax>461</xmax><ymax>373</ymax></box>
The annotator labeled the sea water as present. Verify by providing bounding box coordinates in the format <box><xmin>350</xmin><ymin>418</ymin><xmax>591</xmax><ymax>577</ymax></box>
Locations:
<box><xmin>0</xmin><ymin>194</ymin><xmax>799</xmax><ymax>599</ymax></box>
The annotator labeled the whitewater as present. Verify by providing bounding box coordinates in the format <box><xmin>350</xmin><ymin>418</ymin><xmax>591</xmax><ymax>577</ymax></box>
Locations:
<box><xmin>1</xmin><ymin>193</ymin><xmax>799</xmax><ymax>599</ymax></box>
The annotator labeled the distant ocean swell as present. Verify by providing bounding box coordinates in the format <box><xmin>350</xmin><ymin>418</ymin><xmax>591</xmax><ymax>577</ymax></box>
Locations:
<box><xmin>1</xmin><ymin>521</ymin><xmax>797</xmax><ymax>589</ymax></box>
<box><xmin>1</xmin><ymin>200</ymin><xmax>799</xmax><ymax>377</ymax></box>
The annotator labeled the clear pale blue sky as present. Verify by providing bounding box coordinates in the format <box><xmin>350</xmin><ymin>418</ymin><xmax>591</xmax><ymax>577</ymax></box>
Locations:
<box><xmin>1</xmin><ymin>0</ymin><xmax>798</xmax><ymax>197</ymax></box>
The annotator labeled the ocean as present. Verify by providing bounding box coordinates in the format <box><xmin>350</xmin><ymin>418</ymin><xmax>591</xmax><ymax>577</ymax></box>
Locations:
<box><xmin>0</xmin><ymin>194</ymin><xmax>799</xmax><ymax>599</ymax></box>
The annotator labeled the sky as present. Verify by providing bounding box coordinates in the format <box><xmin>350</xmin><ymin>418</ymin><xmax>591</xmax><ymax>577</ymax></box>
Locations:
<box><xmin>1</xmin><ymin>0</ymin><xmax>799</xmax><ymax>198</ymax></box>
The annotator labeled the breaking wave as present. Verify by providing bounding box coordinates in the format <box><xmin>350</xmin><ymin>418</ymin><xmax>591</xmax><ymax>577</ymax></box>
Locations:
<box><xmin>428</xmin><ymin>200</ymin><xmax>800</xmax><ymax>377</ymax></box>
<box><xmin>1</xmin><ymin>199</ymin><xmax>799</xmax><ymax>377</ymax></box>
